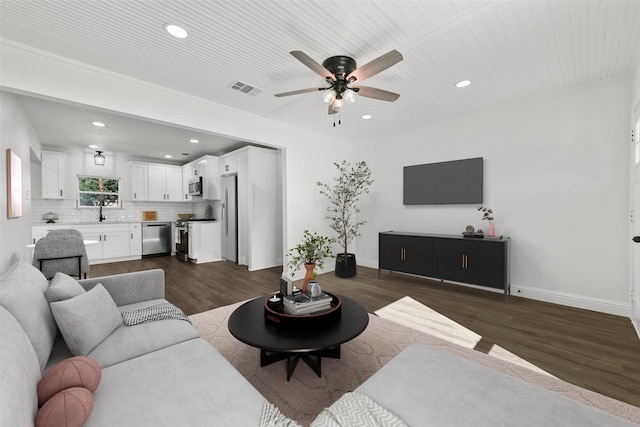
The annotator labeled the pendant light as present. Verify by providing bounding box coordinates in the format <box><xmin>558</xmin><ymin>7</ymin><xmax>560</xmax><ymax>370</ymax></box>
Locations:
<box><xmin>94</xmin><ymin>151</ymin><xmax>105</xmax><ymax>166</ymax></box>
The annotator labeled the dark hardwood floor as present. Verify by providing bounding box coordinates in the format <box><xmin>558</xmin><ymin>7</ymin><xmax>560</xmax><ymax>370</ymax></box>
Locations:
<box><xmin>90</xmin><ymin>256</ymin><xmax>640</xmax><ymax>408</ymax></box>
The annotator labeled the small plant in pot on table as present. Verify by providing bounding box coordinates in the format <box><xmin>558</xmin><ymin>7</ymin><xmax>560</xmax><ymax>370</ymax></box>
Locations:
<box><xmin>317</xmin><ymin>160</ymin><xmax>373</xmax><ymax>278</ymax></box>
<box><xmin>287</xmin><ymin>230</ymin><xmax>335</xmax><ymax>292</ymax></box>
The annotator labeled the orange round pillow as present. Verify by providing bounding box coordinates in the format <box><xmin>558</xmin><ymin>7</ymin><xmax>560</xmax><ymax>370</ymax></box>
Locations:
<box><xmin>35</xmin><ymin>387</ymin><xmax>94</xmax><ymax>427</ymax></box>
<box><xmin>37</xmin><ymin>356</ymin><xmax>101</xmax><ymax>407</ymax></box>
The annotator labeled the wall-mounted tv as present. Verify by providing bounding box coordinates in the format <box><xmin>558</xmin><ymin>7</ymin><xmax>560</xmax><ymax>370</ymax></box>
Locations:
<box><xmin>403</xmin><ymin>157</ymin><xmax>483</xmax><ymax>205</ymax></box>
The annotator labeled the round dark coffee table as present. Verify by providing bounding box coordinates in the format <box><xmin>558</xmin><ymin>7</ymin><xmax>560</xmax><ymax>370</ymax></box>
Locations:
<box><xmin>228</xmin><ymin>294</ymin><xmax>369</xmax><ymax>381</ymax></box>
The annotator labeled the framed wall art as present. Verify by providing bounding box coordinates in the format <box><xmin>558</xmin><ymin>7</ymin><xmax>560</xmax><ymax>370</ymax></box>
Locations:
<box><xmin>7</xmin><ymin>148</ymin><xmax>22</xmax><ymax>218</ymax></box>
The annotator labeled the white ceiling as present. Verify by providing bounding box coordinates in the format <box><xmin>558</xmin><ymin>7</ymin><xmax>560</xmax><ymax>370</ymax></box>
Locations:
<box><xmin>1</xmin><ymin>1</ymin><xmax>639</xmax><ymax>163</ymax></box>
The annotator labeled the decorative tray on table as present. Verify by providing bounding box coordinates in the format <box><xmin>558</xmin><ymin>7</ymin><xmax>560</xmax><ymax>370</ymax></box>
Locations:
<box><xmin>264</xmin><ymin>292</ymin><xmax>342</xmax><ymax>329</ymax></box>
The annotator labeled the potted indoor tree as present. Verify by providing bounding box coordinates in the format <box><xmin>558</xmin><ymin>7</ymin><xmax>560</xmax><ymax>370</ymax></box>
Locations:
<box><xmin>317</xmin><ymin>160</ymin><xmax>373</xmax><ymax>278</ymax></box>
<box><xmin>287</xmin><ymin>230</ymin><xmax>335</xmax><ymax>292</ymax></box>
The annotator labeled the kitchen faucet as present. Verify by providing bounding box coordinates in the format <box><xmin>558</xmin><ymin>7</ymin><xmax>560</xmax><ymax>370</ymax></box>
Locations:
<box><xmin>99</xmin><ymin>204</ymin><xmax>106</xmax><ymax>222</ymax></box>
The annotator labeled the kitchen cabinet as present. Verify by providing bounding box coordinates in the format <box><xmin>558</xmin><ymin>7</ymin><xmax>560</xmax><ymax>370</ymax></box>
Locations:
<box><xmin>379</xmin><ymin>231</ymin><xmax>511</xmax><ymax>302</ymax></box>
<box><xmin>182</xmin><ymin>155</ymin><xmax>220</xmax><ymax>200</ymax></box>
<box><xmin>148</xmin><ymin>164</ymin><xmax>182</xmax><ymax>201</ymax></box>
<box><xmin>188</xmin><ymin>221</ymin><xmax>221</xmax><ymax>264</ymax></box>
<box><xmin>31</xmin><ymin>225</ymin><xmax>68</xmax><ymax>244</ymax></box>
<box><xmin>129</xmin><ymin>162</ymin><xmax>149</xmax><ymax>201</ymax></box>
<box><xmin>129</xmin><ymin>223</ymin><xmax>142</xmax><ymax>256</ymax></box>
<box><xmin>182</xmin><ymin>164</ymin><xmax>193</xmax><ymax>201</ymax></box>
<box><xmin>41</xmin><ymin>152</ymin><xmax>66</xmax><ymax>199</ymax></box>
<box><xmin>219</xmin><ymin>153</ymin><xmax>239</xmax><ymax>175</ymax></box>
<box><xmin>74</xmin><ymin>224</ymin><xmax>132</xmax><ymax>262</ymax></box>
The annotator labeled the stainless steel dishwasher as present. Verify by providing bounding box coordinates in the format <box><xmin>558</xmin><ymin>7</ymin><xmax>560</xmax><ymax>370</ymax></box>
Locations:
<box><xmin>142</xmin><ymin>222</ymin><xmax>172</xmax><ymax>257</ymax></box>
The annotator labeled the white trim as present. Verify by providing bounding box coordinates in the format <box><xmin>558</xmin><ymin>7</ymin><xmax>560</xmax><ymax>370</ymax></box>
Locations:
<box><xmin>508</xmin><ymin>285</ymin><xmax>630</xmax><ymax>317</ymax></box>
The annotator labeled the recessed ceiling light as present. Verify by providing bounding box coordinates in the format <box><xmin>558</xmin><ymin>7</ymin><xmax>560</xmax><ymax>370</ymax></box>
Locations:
<box><xmin>164</xmin><ymin>24</ymin><xmax>188</xmax><ymax>39</ymax></box>
<box><xmin>361</xmin><ymin>114</ymin><xmax>372</xmax><ymax>120</ymax></box>
<box><xmin>190</xmin><ymin>139</ymin><xmax>199</xmax><ymax>143</ymax></box>
<box><xmin>164</xmin><ymin>155</ymin><xmax>173</xmax><ymax>159</ymax></box>
<box><xmin>88</xmin><ymin>144</ymin><xmax>99</xmax><ymax>149</ymax></box>
<box><xmin>92</xmin><ymin>121</ymin><xmax>106</xmax><ymax>127</ymax></box>
<box><xmin>455</xmin><ymin>80</ymin><xmax>471</xmax><ymax>88</ymax></box>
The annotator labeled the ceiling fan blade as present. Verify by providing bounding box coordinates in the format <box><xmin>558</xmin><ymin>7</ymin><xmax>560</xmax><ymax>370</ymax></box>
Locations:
<box><xmin>274</xmin><ymin>87</ymin><xmax>327</xmax><ymax>97</ymax></box>
<box><xmin>290</xmin><ymin>51</ymin><xmax>335</xmax><ymax>81</ymax></box>
<box><xmin>347</xmin><ymin>50</ymin><xmax>403</xmax><ymax>82</ymax></box>
<box><xmin>353</xmin><ymin>86</ymin><xmax>400</xmax><ymax>102</ymax></box>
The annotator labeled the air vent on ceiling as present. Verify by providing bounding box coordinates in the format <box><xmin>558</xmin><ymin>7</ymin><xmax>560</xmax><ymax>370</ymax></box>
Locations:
<box><xmin>229</xmin><ymin>81</ymin><xmax>263</xmax><ymax>96</ymax></box>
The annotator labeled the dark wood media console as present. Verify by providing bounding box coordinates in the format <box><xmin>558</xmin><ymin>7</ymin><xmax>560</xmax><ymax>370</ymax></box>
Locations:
<box><xmin>378</xmin><ymin>231</ymin><xmax>511</xmax><ymax>302</ymax></box>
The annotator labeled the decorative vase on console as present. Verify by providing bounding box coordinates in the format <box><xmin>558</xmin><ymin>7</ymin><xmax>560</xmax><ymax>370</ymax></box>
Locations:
<box><xmin>478</xmin><ymin>206</ymin><xmax>495</xmax><ymax>237</ymax></box>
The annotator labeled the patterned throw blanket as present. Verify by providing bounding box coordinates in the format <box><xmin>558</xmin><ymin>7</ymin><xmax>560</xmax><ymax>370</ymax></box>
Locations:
<box><xmin>121</xmin><ymin>303</ymin><xmax>191</xmax><ymax>326</ymax></box>
<box><xmin>310</xmin><ymin>392</ymin><xmax>408</xmax><ymax>427</ymax></box>
<box><xmin>259</xmin><ymin>403</ymin><xmax>301</xmax><ymax>427</ymax></box>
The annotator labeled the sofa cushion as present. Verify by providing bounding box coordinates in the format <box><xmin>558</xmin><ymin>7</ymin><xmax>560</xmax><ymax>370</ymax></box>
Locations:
<box><xmin>355</xmin><ymin>343</ymin><xmax>637</xmax><ymax>427</ymax></box>
<box><xmin>85</xmin><ymin>339</ymin><xmax>267</xmax><ymax>426</ymax></box>
<box><xmin>0</xmin><ymin>261</ymin><xmax>57</xmax><ymax>371</ymax></box>
<box><xmin>50</xmin><ymin>284</ymin><xmax>122</xmax><ymax>356</ymax></box>
<box><xmin>45</xmin><ymin>272</ymin><xmax>86</xmax><ymax>303</ymax></box>
<box><xmin>0</xmin><ymin>306</ymin><xmax>41</xmax><ymax>427</ymax></box>
<box><xmin>35</xmin><ymin>387</ymin><xmax>94</xmax><ymax>427</ymax></box>
<box><xmin>37</xmin><ymin>356</ymin><xmax>101</xmax><ymax>407</ymax></box>
<box><xmin>84</xmin><ymin>299</ymin><xmax>199</xmax><ymax>368</ymax></box>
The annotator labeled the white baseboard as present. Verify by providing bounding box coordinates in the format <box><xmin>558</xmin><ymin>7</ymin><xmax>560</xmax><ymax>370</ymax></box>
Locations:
<box><xmin>511</xmin><ymin>285</ymin><xmax>631</xmax><ymax>317</ymax></box>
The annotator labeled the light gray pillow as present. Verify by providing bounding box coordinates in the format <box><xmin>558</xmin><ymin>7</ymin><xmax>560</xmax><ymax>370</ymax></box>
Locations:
<box><xmin>0</xmin><ymin>261</ymin><xmax>57</xmax><ymax>371</ymax></box>
<box><xmin>50</xmin><ymin>283</ymin><xmax>122</xmax><ymax>356</ymax></box>
<box><xmin>46</xmin><ymin>272</ymin><xmax>86</xmax><ymax>302</ymax></box>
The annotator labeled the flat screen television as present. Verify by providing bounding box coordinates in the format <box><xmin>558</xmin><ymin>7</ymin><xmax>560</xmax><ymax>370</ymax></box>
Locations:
<box><xmin>403</xmin><ymin>157</ymin><xmax>483</xmax><ymax>205</ymax></box>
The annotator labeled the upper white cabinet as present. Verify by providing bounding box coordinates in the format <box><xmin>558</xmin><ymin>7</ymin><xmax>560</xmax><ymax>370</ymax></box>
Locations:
<box><xmin>182</xmin><ymin>155</ymin><xmax>219</xmax><ymax>200</ymax></box>
<box><xmin>182</xmin><ymin>164</ymin><xmax>193</xmax><ymax>202</ymax></box>
<box><xmin>148</xmin><ymin>164</ymin><xmax>182</xmax><ymax>201</ymax></box>
<box><xmin>41</xmin><ymin>151</ymin><xmax>66</xmax><ymax>199</ymax></box>
<box><xmin>129</xmin><ymin>162</ymin><xmax>149</xmax><ymax>201</ymax></box>
<box><xmin>219</xmin><ymin>154</ymin><xmax>239</xmax><ymax>175</ymax></box>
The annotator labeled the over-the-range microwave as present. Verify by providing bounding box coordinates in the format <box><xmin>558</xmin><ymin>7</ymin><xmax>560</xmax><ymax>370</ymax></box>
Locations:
<box><xmin>188</xmin><ymin>176</ymin><xmax>203</xmax><ymax>196</ymax></box>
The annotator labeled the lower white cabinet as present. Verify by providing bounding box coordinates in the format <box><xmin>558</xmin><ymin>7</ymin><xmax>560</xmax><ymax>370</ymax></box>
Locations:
<box><xmin>32</xmin><ymin>223</ymin><xmax>143</xmax><ymax>264</ymax></box>
<box><xmin>130</xmin><ymin>223</ymin><xmax>142</xmax><ymax>256</ymax></box>
<box><xmin>75</xmin><ymin>224</ymin><xmax>131</xmax><ymax>261</ymax></box>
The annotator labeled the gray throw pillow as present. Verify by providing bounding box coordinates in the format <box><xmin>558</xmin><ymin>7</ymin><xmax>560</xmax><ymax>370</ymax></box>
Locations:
<box><xmin>50</xmin><ymin>283</ymin><xmax>122</xmax><ymax>356</ymax></box>
<box><xmin>0</xmin><ymin>261</ymin><xmax>57</xmax><ymax>371</ymax></box>
<box><xmin>46</xmin><ymin>272</ymin><xmax>86</xmax><ymax>302</ymax></box>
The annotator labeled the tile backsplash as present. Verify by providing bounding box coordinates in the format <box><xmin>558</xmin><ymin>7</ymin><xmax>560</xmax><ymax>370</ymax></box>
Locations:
<box><xmin>32</xmin><ymin>199</ymin><xmax>220</xmax><ymax>224</ymax></box>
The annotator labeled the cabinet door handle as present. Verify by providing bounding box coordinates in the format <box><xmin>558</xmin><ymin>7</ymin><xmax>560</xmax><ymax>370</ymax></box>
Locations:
<box><xmin>60</xmin><ymin>190</ymin><xmax>63</xmax><ymax>197</ymax></box>
<box><xmin>104</xmin><ymin>234</ymin><xmax>107</xmax><ymax>242</ymax></box>
<box><xmin>131</xmin><ymin>233</ymin><xmax>133</xmax><ymax>239</ymax></box>
<box><xmin>134</xmin><ymin>192</ymin><xmax>137</xmax><ymax>199</ymax></box>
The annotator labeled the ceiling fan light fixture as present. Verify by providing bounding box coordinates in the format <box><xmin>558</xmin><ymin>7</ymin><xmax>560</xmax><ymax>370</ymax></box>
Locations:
<box><xmin>322</xmin><ymin>91</ymin><xmax>334</xmax><ymax>104</ymax></box>
<box><xmin>94</xmin><ymin>151</ymin><xmax>105</xmax><ymax>166</ymax></box>
<box><xmin>343</xmin><ymin>89</ymin><xmax>356</xmax><ymax>103</ymax></box>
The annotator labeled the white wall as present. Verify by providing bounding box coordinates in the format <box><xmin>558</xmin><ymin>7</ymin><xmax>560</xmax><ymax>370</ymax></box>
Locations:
<box><xmin>357</xmin><ymin>76</ymin><xmax>631</xmax><ymax>316</ymax></box>
<box><xmin>0</xmin><ymin>92</ymin><xmax>41</xmax><ymax>271</ymax></box>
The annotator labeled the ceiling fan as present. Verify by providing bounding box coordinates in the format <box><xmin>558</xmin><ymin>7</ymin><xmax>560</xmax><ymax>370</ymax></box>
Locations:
<box><xmin>275</xmin><ymin>50</ymin><xmax>403</xmax><ymax>115</ymax></box>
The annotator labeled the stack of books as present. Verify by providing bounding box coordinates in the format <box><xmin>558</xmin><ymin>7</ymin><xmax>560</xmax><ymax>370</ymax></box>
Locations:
<box><xmin>283</xmin><ymin>292</ymin><xmax>332</xmax><ymax>315</ymax></box>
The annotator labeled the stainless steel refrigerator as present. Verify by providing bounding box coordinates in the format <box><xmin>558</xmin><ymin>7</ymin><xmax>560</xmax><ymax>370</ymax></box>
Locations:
<box><xmin>221</xmin><ymin>174</ymin><xmax>238</xmax><ymax>263</ymax></box>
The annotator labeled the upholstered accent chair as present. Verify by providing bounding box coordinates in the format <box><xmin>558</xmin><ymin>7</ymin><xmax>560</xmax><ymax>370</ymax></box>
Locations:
<box><xmin>32</xmin><ymin>231</ymin><xmax>90</xmax><ymax>279</ymax></box>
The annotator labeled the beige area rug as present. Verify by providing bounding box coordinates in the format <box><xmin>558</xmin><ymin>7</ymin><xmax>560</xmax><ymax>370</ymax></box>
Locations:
<box><xmin>190</xmin><ymin>301</ymin><xmax>640</xmax><ymax>427</ymax></box>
